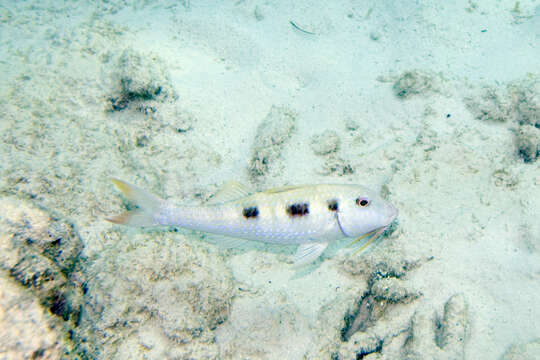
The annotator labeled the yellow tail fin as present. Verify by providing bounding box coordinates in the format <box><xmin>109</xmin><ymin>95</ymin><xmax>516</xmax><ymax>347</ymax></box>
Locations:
<box><xmin>106</xmin><ymin>179</ymin><xmax>163</xmax><ymax>227</ymax></box>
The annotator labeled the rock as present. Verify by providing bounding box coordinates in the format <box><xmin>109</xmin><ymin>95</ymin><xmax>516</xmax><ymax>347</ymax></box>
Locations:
<box><xmin>340</xmin><ymin>249</ymin><xmax>421</xmax><ymax>279</ymax></box>
<box><xmin>327</xmin><ymin>247</ymin><xmax>441</xmax><ymax>359</ymax></box>
<box><xmin>508</xmin><ymin>75</ymin><xmax>540</xmax><ymax>128</ymax></box>
<box><xmin>491</xmin><ymin>169</ymin><xmax>519</xmax><ymax>189</ymax></box>
<box><xmin>344</xmin><ymin>117</ymin><xmax>360</xmax><ymax>131</ymax></box>
<box><xmin>516</xmin><ymin>125</ymin><xmax>540</xmax><ymax>163</ymax></box>
<box><xmin>254</xmin><ymin>5</ymin><xmax>264</xmax><ymax>21</ymax></box>
<box><xmin>512</xmin><ymin>76</ymin><xmax>540</xmax><ymax>163</ymax></box>
<box><xmin>342</xmin><ymin>293</ymin><xmax>389</xmax><ymax>341</ymax></box>
<box><xmin>340</xmin><ymin>251</ymin><xmax>421</xmax><ymax>344</ymax></box>
<box><xmin>393</xmin><ymin>70</ymin><xmax>441</xmax><ymax>99</ymax></box>
<box><xmin>501</xmin><ymin>338</ymin><xmax>540</xmax><ymax>360</ymax></box>
<box><xmin>0</xmin><ymin>274</ymin><xmax>65</xmax><ymax>360</ymax></box>
<box><xmin>83</xmin><ymin>234</ymin><xmax>234</xmax><ymax>358</ymax></box>
<box><xmin>310</xmin><ymin>130</ymin><xmax>341</xmax><ymax>155</ymax></box>
<box><xmin>321</xmin><ymin>156</ymin><xmax>355</xmax><ymax>176</ymax></box>
<box><xmin>249</xmin><ymin>105</ymin><xmax>297</xmax><ymax>181</ymax></box>
<box><xmin>309</xmin><ymin>129</ymin><xmax>353</xmax><ymax>176</ymax></box>
<box><xmin>370</xmin><ymin>30</ymin><xmax>381</xmax><ymax>41</ymax></box>
<box><xmin>216</xmin><ymin>296</ymin><xmax>311</xmax><ymax>359</ymax></box>
<box><xmin>108</xmin><ymin>48</ymin><xmax>176</xmax><ymax>111</ymax></box>
<box><xmin>438</xmin><ymin>294</ymin><xmax>468</xmax><ymax>350</ymax></box>
<box><xmin>371</xmin><ymin>277</ymin><xmax>419</xmax><ymax>304</ymax></box>
<box><xmin>464</xmin><ymin>76</ymin><xmax>539</xmax><ymax>163</ymax></box>
<box><xmin>464</xmin><ymin>85</ymin><xmax>513</xmax><ymax>122</ymax></box>
<box><xmin>0</xmin><ymin>197</ymin><xmax>87</xmax><ymax>357</ymax></box>
<box><xmin>339</xmin><ymin>332</ymin><xmax>383</xmax><ymax>360</ymax></box>
<box><xmin>402</xmin><ymin>294</ymin><xmax>468</xmax><ymax>360</ymax></box>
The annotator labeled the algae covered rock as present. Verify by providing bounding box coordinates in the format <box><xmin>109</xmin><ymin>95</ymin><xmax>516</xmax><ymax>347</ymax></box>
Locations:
<box><xmin>0</xmin><ymin>196</ymin><xmax>88</xmax><ymax>357</ymax></box>
<box><xmin>83</xmin><ymin>233</ymin><xmax>234</xmax><ymax>359</ymax></box>
<box><xmin>510</xmin><ymin>76</ymin><xmax>539</xmax><ymax>162</ymax></box>
<box><xmin>465</xmin><ymin>85</ymin><xmax>513</xmax><ymax>122</ymax></box>
<box><xmin>465</xmin><ymin>75</ymin><xmax>540</xmax><ymax>162</ymax></box>
<box><xmin>249</xmin><ymin>105</ymin><xmax>297</xmax><ymax>181</ymax></box>
<box><xmin>0</xmin><ymin>197</ymin><xmax>85</xmax><ymax>322</ymax></box>
<box><xmin>393</xmin><ymin>70</ymin><xmax>442</xmax><ymax>99</ymax></box>
<box><xmin>465</xmin><ymin>75</ymin><xmax>539</xmax><ymax>126</ymax></box>
<box><xmin>108</xmin><ymin>48</ymin><xmax>176</xmax><ymax>111</ymax></box>
<box><xmin>336</xmin><ymin>293</ymin><xmax>469</xmax><ymax>360</ymax></box>
<box><xmin>310</xmin><ymin>130</ymin><xmax>341</xmax><ymax>155</ymax></box>
<box><xmin>501</xmin><ymin>338</ymin><xmax>540</xmax><ymax>360</ymax></box>
<box><xmin>517</xmin><ymin>125</ymin><xmax>540</xmax><ymax>163</ymax></box>
<box><xmin>0</xmin><ymin>274</ymin><xmax>66</xmax><ymax>360</ymax></box>
<box><xmin>402</xmin><ymin>294</ymin><xmax>468</xmax><ymax>360</ymax></box>
<box><xmin>340</xmin><ymin>259</ymin><xmax>421</xmax><ymax>343</ymax></box>
<box><xmin>508</xmin><ymin>75</ymin><xmax>540</xmax><ymax>128</ymax></box>
<box><xmin>310</xmin><ymin>129</ymin><xmax>354</xmax><ymax>176</ymax></box>
<box><xmin>216</xmin><ymin>296</ymin><xmax>311</xmax><ymax>359</ymax></box>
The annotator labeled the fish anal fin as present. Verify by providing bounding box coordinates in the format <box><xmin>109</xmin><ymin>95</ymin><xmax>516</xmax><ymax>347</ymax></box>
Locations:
<box><xmin>294</xmin><ymin>242</ymin><xmax>328</xmax><ymax>266</ymax></box>
<box><xmin>203</xmin><ymin>233</ymin><xmax>251</xmax><ymax>249</ymax></box>
<box><xmin>208</xmin><ymin>181</ymin><xmax>251</xmax><ymax>204</ymax></box>
<box><xmin>106</xmin><ymin>213</ymin><xmax>131</xmax><ymax>225</ymax></box>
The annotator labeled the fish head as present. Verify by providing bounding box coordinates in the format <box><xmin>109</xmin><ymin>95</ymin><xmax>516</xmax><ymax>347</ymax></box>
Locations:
<box><xmin>336</xmin><ymin>185</ymin><xmax>398</xmax><ymax>238</ymax></box>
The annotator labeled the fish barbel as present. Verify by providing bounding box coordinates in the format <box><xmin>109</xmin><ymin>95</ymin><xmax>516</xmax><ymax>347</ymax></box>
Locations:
<box><xmin>107</xmin><ymin>179</ymin><xmax>398</xmax><ymax>265</ymax></box>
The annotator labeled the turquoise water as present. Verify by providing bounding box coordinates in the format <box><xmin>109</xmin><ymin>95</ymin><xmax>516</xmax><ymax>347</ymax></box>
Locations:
<box><xmin>0</xmin><ymin>1</ymin><xmax>539</xmax><ymax>359</ymax></box>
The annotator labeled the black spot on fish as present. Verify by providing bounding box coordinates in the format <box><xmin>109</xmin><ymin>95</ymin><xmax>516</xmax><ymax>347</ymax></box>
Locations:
<box><xmin>328</xmin><ymin>199</ymin><xmax>339</xmax><ymax>212</ymax></box>
<box><xmin>286</xmin><ymin>203</ymin><xmax>309</xmax><ymax>217</ymax></box>
<box><xmin>242</xmin><ymin>206</ymin><xmax>259</xmax><ymax>219</ymax></box>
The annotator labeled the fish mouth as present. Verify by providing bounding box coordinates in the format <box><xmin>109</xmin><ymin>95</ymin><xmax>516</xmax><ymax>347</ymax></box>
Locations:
<box><xmin>336</xmin><ymin>211</ymin><xmax>397</xmax><ymax>239</ymax></box>
<box><xmin>339</xmin><ymin>205</ymin><xmax>398</xmax><ymax>253</ymax></box>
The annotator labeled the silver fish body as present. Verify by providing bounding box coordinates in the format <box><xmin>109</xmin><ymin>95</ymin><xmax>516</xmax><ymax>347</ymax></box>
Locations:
<box><xmin>108</xmin><ymin>180</ymin><xmax>398</xmax><ymax>264</ymax></box>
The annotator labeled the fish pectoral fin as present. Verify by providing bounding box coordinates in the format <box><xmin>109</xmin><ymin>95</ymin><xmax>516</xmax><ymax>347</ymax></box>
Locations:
<box><xmin>207</xmin><ymin>181</ymin><xmax>251</xmax><ymax>204</ymax></box>
<box><xmin>202</xmin><ymin>233</ymin><xmax>252</xmax><ymax>249</ymax></box>
<box><xmin>294</xmin><ymin>242</ymin><xmax>328</xmax><ymax>266</ymax></box>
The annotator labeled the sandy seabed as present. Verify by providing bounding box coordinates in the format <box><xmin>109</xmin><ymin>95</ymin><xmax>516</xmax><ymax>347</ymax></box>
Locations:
<box><xmin>0</xmin><ymin>1</ymin><xmax>539</xmax><ymax>359</ymax></box>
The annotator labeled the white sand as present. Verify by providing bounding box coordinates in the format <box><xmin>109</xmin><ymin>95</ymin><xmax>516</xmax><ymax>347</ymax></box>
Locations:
<box><xmin>1</xmin><ymin>1</ymin><xmax>539</xmax><ymax>359</ymax></box>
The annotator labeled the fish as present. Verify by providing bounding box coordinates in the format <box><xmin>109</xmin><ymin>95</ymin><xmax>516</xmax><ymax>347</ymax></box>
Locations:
<box><xmin>107</xmin><ymin>179</ymin><xmax>398</xmax><ymax>265</ymax></box>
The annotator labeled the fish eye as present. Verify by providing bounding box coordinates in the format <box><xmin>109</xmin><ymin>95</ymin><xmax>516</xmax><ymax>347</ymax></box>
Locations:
<box><xmin>356</xmin><ymin>197</ymin><xmax>370</xmax><ymax>207</ymax></box>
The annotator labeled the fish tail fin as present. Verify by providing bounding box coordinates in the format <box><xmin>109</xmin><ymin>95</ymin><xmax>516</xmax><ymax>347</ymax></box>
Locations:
<box><xmin>107</xmin><ymin>179</ymin><xmax>164</xmax><ymax>227</ymax></box>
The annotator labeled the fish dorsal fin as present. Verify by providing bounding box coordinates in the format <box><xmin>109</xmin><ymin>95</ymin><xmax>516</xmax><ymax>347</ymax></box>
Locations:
<box><xmin>208</xmin><ymin>181</ymin><xmax>251</xmax><ymax>204</ymax></box>
<box><xmin>294</xmin><ymin>242</ymin><xmax>328</xmax><ymax>266</ymax></box>
<box><xmin>263</xmin><ymin>185</ymin><xmax>304</xmax><ymax>194</ymax></box>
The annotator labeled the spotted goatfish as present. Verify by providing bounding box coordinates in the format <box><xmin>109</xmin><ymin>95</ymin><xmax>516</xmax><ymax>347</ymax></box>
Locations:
<box><xmin>107</xmin><ymin>179</ymin><xmax>398</xmax><ymax>265</ymax></box>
